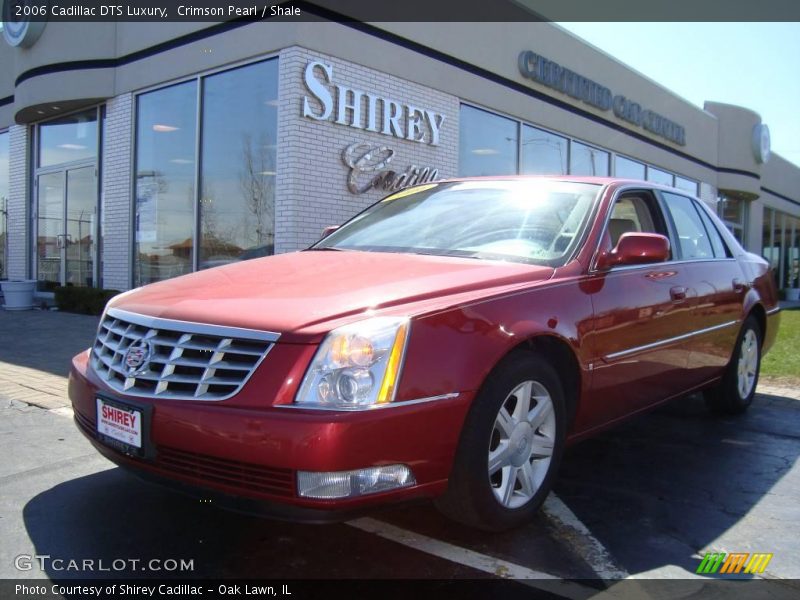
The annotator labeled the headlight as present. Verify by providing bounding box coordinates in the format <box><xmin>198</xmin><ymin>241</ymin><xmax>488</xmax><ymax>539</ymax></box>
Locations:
<box><xmin>295</xmin><ymin>317</ymin><xmax>409</xmax><ymax>409</ymax></box>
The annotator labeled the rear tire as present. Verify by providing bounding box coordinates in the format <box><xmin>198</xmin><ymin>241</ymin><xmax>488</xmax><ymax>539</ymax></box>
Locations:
<box><xmin>435</xmin><ymin>351</ymin><xmax>566</xmax><ymax>531</ymax></box>
<box><xmin>704</xmin><ymin>315</ymin><xmax>762</xmax><ymax>415</ymax></box>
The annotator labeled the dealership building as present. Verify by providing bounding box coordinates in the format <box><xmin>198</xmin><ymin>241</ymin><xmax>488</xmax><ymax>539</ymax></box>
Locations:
<box><xmin>1</xmin><ymin>18</ymin><xmax>799</xmax><ymax>298</ymax></box>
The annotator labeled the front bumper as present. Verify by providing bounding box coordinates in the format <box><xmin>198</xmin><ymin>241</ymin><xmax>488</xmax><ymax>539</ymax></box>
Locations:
<box><xmin>69</xmin><ymin>351</ymin><xmax>472</xmax><ymax>519</ymax></box>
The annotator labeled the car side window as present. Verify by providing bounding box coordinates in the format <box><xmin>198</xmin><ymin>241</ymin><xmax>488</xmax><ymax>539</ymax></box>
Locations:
<box><xmin>661</xmin><ymin>192</ymin><xmax>715</xmax><ymax>260</ymax></box>
<box><xmin>695</xmin><ymin>203</ymin><xmax>731</xmax><ymax>258</ymax></box>
<box><xmin>603</xmin><ymin>193</ymin><xmax>671</xmax><ymax>259</ymax></box>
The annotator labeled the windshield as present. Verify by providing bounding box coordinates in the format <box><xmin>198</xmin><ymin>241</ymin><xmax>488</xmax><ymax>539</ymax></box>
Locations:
<box><xmin>313</xmin><ymin>180</ymin><xmax>601</xmax><ymax>266</ymax></box>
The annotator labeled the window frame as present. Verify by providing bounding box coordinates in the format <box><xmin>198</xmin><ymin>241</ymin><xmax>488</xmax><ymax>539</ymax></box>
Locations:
<box><xmin>569</xmin><ymin>140</ymin><xmax>610</xmax><ymax>177</ymax></box>
<box><xmin>459</xmin><ymin>103</ymin><xmax>706</xmax><ymax>200</ymax></box>
<box><xmin>658</xmin><ymin>190</ymin><xmax>734</xmax><ymax>262</ymax></box>
<box><xmin>613</xmin><ymin>154</ymin><xmax>646</xmax><ymax>180</ymax></box>
<box><xmin>590</xmin><ymin>184</ymin><xmax>738</xmax><ymax>273</ymax></box>
<box><xmin>590</xmin><ymin>185</ymin><xmax>674</xmax><ymax>271</ymax></box>
<box><xmin>130</xmin><ymin>53</ymin><xmax>279</xmax><ymax>288</ymax></box>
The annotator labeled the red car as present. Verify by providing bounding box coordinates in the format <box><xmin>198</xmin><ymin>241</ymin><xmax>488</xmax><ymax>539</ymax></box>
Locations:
<box><xmin>69</xmin><ymin>177</ymin><xmax>780</xmax><ymax>531</ymax></box>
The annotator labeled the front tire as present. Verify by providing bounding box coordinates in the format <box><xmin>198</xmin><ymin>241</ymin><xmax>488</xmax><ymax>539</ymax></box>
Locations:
<box><xmin>704</xmin><ymin>315</ymin><xmax>762</xmax><ymax>415</ymax></box>
<box><xmin>435</xmin><ymin>351</ymin><xmax>566</xmax><ymax>531</ymax></box>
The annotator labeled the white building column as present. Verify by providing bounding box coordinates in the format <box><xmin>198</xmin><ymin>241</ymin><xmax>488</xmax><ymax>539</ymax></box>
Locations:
<box><xmin>101</xmin><ymin>94</ymin><xmax>134</xmax><ymax>291</ymax></box>
<box><xmin>7</xmin><ymin>124</ymin><xmax>30</xmax><ymax>280</ymax></box>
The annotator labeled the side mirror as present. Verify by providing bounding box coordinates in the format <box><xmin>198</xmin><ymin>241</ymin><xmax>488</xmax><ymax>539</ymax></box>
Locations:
<box><xmin>321</xmin><ymin>225</ymin><xmax>339</xmax><ymax>239</ymax></box>
<box><xmin>597</xmin><ymin>232</ymin><xmax>670</xmax><ymax>270</ymax></box>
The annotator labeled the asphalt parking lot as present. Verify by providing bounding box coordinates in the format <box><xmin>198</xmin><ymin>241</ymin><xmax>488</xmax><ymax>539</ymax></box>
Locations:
<box><xmin>1</xmin><ymin>310</ymin><xmax>799</xmax><ymax>598</ymax></box>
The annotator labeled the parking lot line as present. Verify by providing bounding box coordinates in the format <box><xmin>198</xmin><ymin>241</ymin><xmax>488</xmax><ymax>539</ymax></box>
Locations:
<box><xmin>543</xmin><ymin>494</ymin><xmax>630</xmax><ymax>580</ymax></box>
<box><xmin>347</xmin><ymin>516</ymin><xmax>560</xmax><ymax>580</ymax></box>
<box><xmin>347</xmin><ymin>516</ymin><xmax>615</xmax><ymax>600</ymax></box>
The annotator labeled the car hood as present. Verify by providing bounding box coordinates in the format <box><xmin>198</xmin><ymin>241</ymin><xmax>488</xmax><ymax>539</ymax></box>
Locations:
<box><xmin>111</xmin><ymin>250</ymin><xmax>554</xmax><ymax>342</ymax></box>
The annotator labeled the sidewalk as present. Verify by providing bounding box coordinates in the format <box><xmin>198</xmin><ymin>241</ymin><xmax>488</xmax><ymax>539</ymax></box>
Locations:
<box><xmin>0</xmin><ymin>307</ymin><xmax>797</xmax><ymax>411</ymax></box>
<box><xmin>0</xmin><ymin>309</ymin><xmax>99</xmax><ymax>409</ymax></box>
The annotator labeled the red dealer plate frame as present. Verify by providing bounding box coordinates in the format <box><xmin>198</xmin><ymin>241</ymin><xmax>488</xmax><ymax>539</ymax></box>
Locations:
<box><xmin>96</xmin><ymin>396</ymin><xmax>146</xmax><ymax>458</ymax></box>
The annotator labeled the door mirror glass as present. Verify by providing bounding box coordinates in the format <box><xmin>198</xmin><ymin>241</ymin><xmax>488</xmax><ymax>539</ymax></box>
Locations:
<box><xmin>598</xmin><ymin>232</ymin><xmax>671</xmax><ymax>269</ymax></box>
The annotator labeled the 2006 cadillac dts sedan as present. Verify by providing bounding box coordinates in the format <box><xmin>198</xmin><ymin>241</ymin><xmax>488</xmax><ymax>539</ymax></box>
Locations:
<box><xmin>69</xmin><ymin>177</ymin><xmax>780</xmax><ymax>531</ymax></box>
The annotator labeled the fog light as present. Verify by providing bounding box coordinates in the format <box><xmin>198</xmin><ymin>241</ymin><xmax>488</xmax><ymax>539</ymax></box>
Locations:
<box><xmin>297</xmin><ymin>465</ymin><xmax>415</xmax><ymax>499</ymax></box>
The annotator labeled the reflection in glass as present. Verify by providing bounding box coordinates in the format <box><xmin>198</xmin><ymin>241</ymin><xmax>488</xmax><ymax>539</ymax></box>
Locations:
<box><xmin>662</xmin><ymin>192</ymin><xmax>714</xmax><ymax>259</ymax></box>
<box><xmin>789</xmin><ymin>217</ymin><xmax>799</xmax><ymax>288</ymax></box>
<box><xmin>0</xmin><ymin>132</ymin><xmax>8</xmax><ymax>279</ymax></box>
<box><xmin>521</xmin><ymin>125</ymin><xmax>567</xmax><ymax>175</ymax></box>
<box><xmin>134</xmin><ymin>81</ymin><xmax>197</xmax><ymax>286</ymax></box>
<box><xmin>37</xmin><ymin>172</ymin><xmax>64</xmax><ymax>290</ymax></box>
<box><xmin>200</xmin><ymin>60</ymin><xmax>277</xmax><ymax>269</ymax></box>
<box><xmin>719</xmin><ymin>194</ymin><xmax>746</xmax><ymax>245</ymax></box>
<box><xmin>674</xmin><ymin>175</ymin><xmax>698</xmax><ymax>195</ymax></box>
<box><xmin>569</xmin><ymin>142</ymin><xmax>609</xmax><ymax>176</ymax></box>
<box><xmin>66</xmin><ymin>166</ymin><xmax>96</xmax><ymax>287</ymax></box>
<box><xmin>614</xmin><ymin>155</ymin><xmax>645</xmax><ymax>180</ymax></box>
<box><xmin>459</xmin><ymin>105</ymin><xmax>518</xmax><ymax>176</ymax></box>
<box><xmin>39</xmin><ymin>109</ymin><xmax>98</xmax><ymax>167</ymax></box>
<box><xmin>775</xmin><ymin>213</ymin><xmax>786</xmax><ymax>288</ymax></box>
<box><xmin>722</xmin><ymin>196</ymin><xmax>744</xmax><ymax>224</ymax></box>
<box><xmin>646</xmin><ymin>166</ymin><xmax>673</xmax><ymax>186</ymax></box>
<box><xmin>761</xmin><ymin>207</ymin><xmax>779</xmax><ymax>290</ymax></box>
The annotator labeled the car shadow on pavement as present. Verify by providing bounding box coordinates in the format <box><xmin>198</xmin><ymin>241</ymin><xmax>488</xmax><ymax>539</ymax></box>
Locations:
<box><xmin>21</xmin><ymin>467</ymin><xmax>489</xmax><ymax>580</ymax></box>
<box><xmin>21</xmin><ymin>392</ymin><xmax>799</xmax><ymax>581</ymax></box>
<box><xmin>553</xmin><ymin>392</ymin><xmax>800</xmax><ymax>578</ymax></box>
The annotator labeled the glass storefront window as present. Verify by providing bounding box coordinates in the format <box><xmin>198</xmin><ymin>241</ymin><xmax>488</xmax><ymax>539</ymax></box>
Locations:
<box><xmin>200</xmin><ymin>60</ymin><xmax>278</xmax><ymax>269</ymax></box>
<box><xmin>774</xmin><ymin>212</ymin><xmax>786</xmax><ymax>288</ymax></box>
<box><xmin>762</xmin><ymin>207</ymin><xmax>779</xmax><ymax>290</ymax></box>
<box><xmin>134</xmin><ymin>58</ymin><xmax>279</xmax><ymax>285</ymax></box>
<box><xmin>674</xmin><ymin>175</ymin><xmax>698</xmax><ymax>195</ymax></box>
<box><xmin>718</xmin><ymin>194</ymin><xmax>747</xmax><ymax>245</ymax></box>
<box><xmin>39</xmin><ymin>109</ymin><xmax>98</xmax><ymax>167</ymax></box>
<box><xmin>520</xmin><ymin>125</ymin><xmax>567</xmax><ymax>175</ymax></box>
<box><xmin>647</xmin><ymin>166</ymin><xmax>674</xmax><ymax>186</ymax></box>
<box><xmin>789</xmin><ymin>216</ymin><xmax>800</xmax><ymax>289</ymax></box>
<box><xmin>0</xmin><ymin>131</ymin><xmax>8</xmax><ymax>279</ymax></box>
<box><xmin>721</xmin><ymin>196</ymin><xmax>744</xmax><ymax>224</ymax></box>
<box><xmin>459</xmin><ymin>105</ymin><xmax>518</xmax><ymax>176</ymax></box>
<box><xmin>569</xmin><ymin>142</ymin><xmax>609</xmax><ymax>176</ymax></box>
<box><xmin>614</xmin><ymin>155</ymin><xmax>645</xmax><ymax>180</ymax></box>
<box><xmin>134</xmin><ymin>81</ymin><xmax>198</xmax><ymax>286</ymax></box>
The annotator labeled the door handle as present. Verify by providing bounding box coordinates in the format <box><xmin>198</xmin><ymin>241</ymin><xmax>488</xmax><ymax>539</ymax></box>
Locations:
<box><xmin>732</xmin><ymin>278</ymin><xmax>746</xmax><ymax>293</ymax></box>
<box><xmin>670</xmin><ymin>286</ymin><xmax>687</xmax><ymax>301</ymax></box>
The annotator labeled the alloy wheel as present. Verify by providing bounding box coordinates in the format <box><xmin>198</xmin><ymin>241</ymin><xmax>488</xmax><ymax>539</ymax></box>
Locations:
<box><xmin>737</xmin><ymin>329</ymin><xmax>758</xmax><ymax>399</ymax></box>
<box><xmin>488</xmin><ymin>380</ymin><xmax>556</xmax><ymax>509</ymax></box>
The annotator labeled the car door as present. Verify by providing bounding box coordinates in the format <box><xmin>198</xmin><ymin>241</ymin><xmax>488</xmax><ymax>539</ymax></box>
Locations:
<box><xmin>659</xmin><ymin>192</ymin><xmax>744</xmax><ymax>387</ymax></box>
<box><xmin>582</xmin><ymin>189</ymin><xmax>699</xmax><ymax>428</ymax></box>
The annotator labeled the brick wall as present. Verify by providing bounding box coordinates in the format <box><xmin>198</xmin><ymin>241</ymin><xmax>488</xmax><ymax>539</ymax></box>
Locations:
<box><xmin>7</xmin><ymin>125</ymin><xmax>29</xmax><ymax>280</ymax></box>
<box><xmin>275</xmin><ymin>46</ymin><xmax>460</xmax><ymax>253</ymax></box>
<box><xmin>101</xmin><ymin>93</ymin><xmax>133</xmax><ymax>291</ymax></box>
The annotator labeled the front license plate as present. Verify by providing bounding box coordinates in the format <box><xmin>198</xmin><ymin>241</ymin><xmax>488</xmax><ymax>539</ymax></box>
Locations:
<box><xmin>96</xmin><ymin>397</ymin><xmax>142</xmax><ymax>451</ymax></box>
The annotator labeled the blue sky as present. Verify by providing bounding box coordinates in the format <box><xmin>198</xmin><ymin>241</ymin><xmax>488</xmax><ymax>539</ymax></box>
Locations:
<box><xmin>557</xmin><ymin>22</ymin><xmax>800</xmax><ymax>168</ymax></box>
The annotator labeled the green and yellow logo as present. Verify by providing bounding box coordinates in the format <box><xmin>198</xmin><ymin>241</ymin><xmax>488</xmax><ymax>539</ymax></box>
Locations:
<box><xmin>696</xmin><ymin>552</ymin><xmax>773</xmax><ymax>575</ymax></box>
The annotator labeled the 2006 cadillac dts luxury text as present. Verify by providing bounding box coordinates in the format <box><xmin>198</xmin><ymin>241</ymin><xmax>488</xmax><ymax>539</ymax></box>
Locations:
<box><xmin>69</xmin><ymin>177</ymin><xmax>780</xmax><ymax>530</ymax></box>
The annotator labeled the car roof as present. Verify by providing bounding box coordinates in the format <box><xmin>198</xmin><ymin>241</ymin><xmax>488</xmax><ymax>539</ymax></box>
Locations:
<box><xmin>426</xmin><ymin>175</ymin><xmax>699</xmax><ymax>198</ymax></box>
<box><xmin>432</xmin><ymin>175</ymin><xmax>625</xmax><ymax>186</ymax></box>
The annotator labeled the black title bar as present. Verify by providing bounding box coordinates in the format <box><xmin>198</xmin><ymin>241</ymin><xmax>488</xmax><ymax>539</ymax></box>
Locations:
<box><xmin>2</xmin><ymin>0</ymin><xmax>800</xmax><ymax>23</ymax></box>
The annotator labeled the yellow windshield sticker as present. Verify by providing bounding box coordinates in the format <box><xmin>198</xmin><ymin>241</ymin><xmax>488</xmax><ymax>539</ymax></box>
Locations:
<box><xmin>382</xmin><ymin>183</ymin><xmax>438</xmax><ymax>202</ymax></box>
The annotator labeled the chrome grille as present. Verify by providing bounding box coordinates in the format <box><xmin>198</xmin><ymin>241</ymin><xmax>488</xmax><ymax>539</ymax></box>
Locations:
<box><xmin>91</xmin><ymin>308</ymin><xmax>279</xmax><ymax>400</ymax></box>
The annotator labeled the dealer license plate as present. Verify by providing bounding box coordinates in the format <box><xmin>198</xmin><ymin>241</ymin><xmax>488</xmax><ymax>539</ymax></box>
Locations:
<box><xmin>96</xmin><ymin>397</ymin><xmax>142</xmax><ymax>450</ymax></box>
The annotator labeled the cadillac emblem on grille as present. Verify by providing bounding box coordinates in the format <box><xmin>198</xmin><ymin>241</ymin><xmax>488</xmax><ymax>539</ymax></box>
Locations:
<box><xmin>124</xmin><ymin>340</ymin><xmax>152</xmax><ymax>375</ymax></box>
